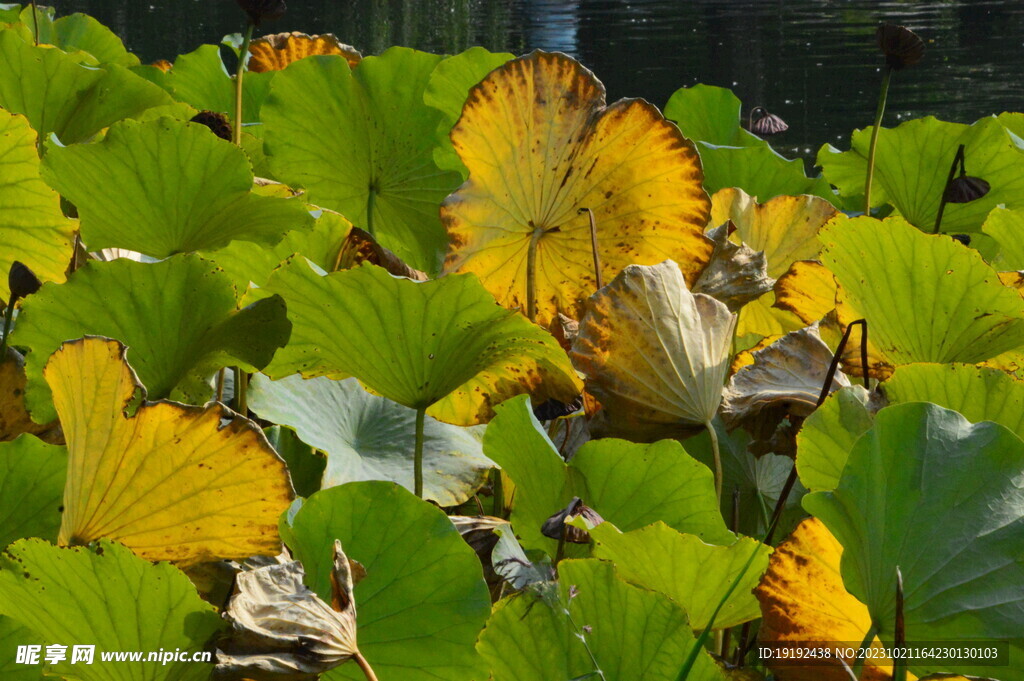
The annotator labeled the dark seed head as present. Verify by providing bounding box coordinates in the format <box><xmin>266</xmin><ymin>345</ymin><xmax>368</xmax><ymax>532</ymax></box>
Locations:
<box><xmin>235</xmin><ymin>0</ymin><xmax>287</xmax><ymax>26</ymax></box>
<box><xmin>8</xmin><ymin>261</ymin><xmax>41</xmax><ymax>303</ymax></box>
<box><xmin>532</xmin><ymin>395</ymin><xmax>584</xmax><ymax>421</ymax></box>
<box><xmin>944</xmin><ymin>175</ymin><xmax>990</xmax><ymax>203</ymax></box>
<box><xmin>189</xmin><ymin>111</ymin><xmax>233</xmax><ymax>142</ymax></box>
<box><xmin>541</xmin><ymin>497</ymin><xmax>604</xmax><ymax>544</ymax></box>
<box><xmin>749</xmin><ymin>107</ymin><xmax>788</xmax><ymax>136</ymax></box>
<box><xmin>950</xmin><ymin>234</ymin><xmax>972</xmax><ymax>246</ymax></box>
<box><xmin>876</xmin><ymin>24</ymin><xmax>924</xmax><ymax>70</ymax></box>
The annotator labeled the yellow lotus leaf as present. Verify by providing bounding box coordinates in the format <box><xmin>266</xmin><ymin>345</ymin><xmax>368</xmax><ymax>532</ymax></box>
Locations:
<box><xmin>756</xmin><ymin>518</ymin><xmax>908</xmax><ymax>681</ymax></box>
<box><xmin>774</xmin><ymin>260</ymin><xmax>837</xmax><ymax>325</ymax></box>
<box><xmin>442</xmin><ymin>50</ymin><xmax>712</xmax><ymax>327</ymax></box>
<box><xmin>248</xmin><ymin>32</ymin><xmax>362</xmax><ymax>73</ymax></box>
<box><xmin>1</xmin><ymin>348</ymin><xmax>59</xmax><ymax>443</ymax></box>
<box><xmin>46</xmin><ymin>337</ymin><xmax>293</xmax><ymax>566</ymax></box>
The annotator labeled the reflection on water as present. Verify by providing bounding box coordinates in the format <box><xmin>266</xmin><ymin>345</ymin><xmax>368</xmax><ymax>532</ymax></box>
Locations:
<box><xmin>58</xmin><ymin>0</ymin><xmax>1024</xmax><ymax>158</ymax></box>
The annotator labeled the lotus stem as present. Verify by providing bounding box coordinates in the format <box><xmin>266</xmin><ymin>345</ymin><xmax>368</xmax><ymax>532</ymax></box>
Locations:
<box><xmin>0</xmin><ymin>301</ymin><xmax>14</xmax><ymax>358</ymax></box>
<box><xmin>233</xmin><ymin>21</ymin><xmax>255</xmax><ymax>147</ymax></box>
<box><xmin>578</xmin><ymin>207</ymin><xmax>603</xmax><ymax>290</ymax></box>
<box><xmin>233</xmin><ymin>367</ymin><xmax>248</xmax><ymax>415</ymax></box>
<box><xmin>413</xmin><ymin>406</ymin><xmax>426</xmax><ymax>498</ymax></box>
<box><xmin>720</xmin><ymin>487</ymin><xmax>741</xmax><ymax>657</ymax></box>
<box><xmin>30</xmin><ymin>0</ymin><xmax>39</xmax><ymax>45</ymax></box>
<box><xmin>554</xmin><ymin>522</ymin><xmax>567</xmax><ymax>565</ymax></box>
<box><xmin>932</xmin><ymin>144</ymin><xmax>966</xmax><ymax>234</ymax></box>
<box><xmin>354</xmin><ymin>651</ymin><xmax>380</xmax><ymax>681</ymax></box>
<box><xmin>864</xmin><ymin>66</ymin><xmax>892</xmax><ymax>214</ymax></box>
<box><xmin>705</xmin><ymin>420</ymin><xmax>723</xmax><ymax>503</ymax></box>
<box><xmin>526</xmin><ymin>226</ymin><xmax>543</xmax><ymax>322</ymax></box>
<box><xmin>215</xmin><ymin>368</ymin><xmax>225</xmax><ymax>402</ymax></box>
<box><xmin>893</xmin><ymin>567</ymin><xmax>907</xmax><ymax>681</ymax></box>
<box><xmin>491</xmin><ymin>467</ymin><xmax>504</xmax><ymax>518</ymax></box>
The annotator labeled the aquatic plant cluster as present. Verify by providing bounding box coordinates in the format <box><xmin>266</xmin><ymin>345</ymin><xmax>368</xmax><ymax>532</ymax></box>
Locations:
<box><xmin>0</xmin><ymin>2</ymin><xmax>1022</xmax><ymax>680</ymax></box>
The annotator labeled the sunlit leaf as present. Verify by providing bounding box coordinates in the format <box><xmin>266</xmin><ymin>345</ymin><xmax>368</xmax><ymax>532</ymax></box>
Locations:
<box><xmin>0</xmin><ymin>435</ymin><xmax>65</xmax><ymax>546</ymax></box>
<box><xmin>982</xmin><ymin>206</ymin><xmax>1024</xmax><ymax>269</ymax></box>
<box><xmin>664</xmin><ymin>84</ymin><xmax>764</xmax><ymax>147</ymax></box>
<box><xmin>795</xmin><ymin>385</ymin><xmax>878</xmax><ymax>492</ymax></box>
<box><xmin>40</xmin><ymin>118</ymin><xmax>311</xmax><ymax>257</ymax></box>
<box><xmin>0</xmin><ymin>539</ymin><xmax>222</xmax><ymax>681</ymax></box>
<box><xmin>442</xmin><ymin>50</ymin><xmax>712</xmax><ymax>325</ymax></box>
<box><xmin>46</xmin><ymin>337</ymin><xmax>294</xmax><ymax>565</ymax></box>
<box><xmin>571</xmin><ymin>261</ymin><xmax>736</xmax><ymax>440</ymax></box>
<box><xmin>0</xmin><ymin>349</ymin><xmax>59</xmax><ymax>442</ymax></box>
<box><xmin>248</xmin><ymin>31</ymin><xmax>361</xmax><ymax>72</ymax></box>
<box><xmin>0</xmin><ymin>615</ymin><xmax>42</xmax><ymax>681</ymax></box>
<box><xmin>804</xmin><ymin>403</ymin><xmax>1024</xmax><ymax>679</ymax></box>
<box><xmin>249</xmin><ymin>374</ymin><xmax>491</xmax><ymax>506</ymax></box>
<box><xmin>8</xmin><ymin>10</ymin><xmax>139</xmax><ymax>66</ymax></box>
<box><xmin>263</xmin><ymin>260</ymin><xmax>582</xmax><ymax>426</ymax></box>
<box><xmin>263</xmin><ymin>47</ymin><xmax>461</xmax><ymax>274</ymax></box>
<box><xmin>13</xmin><ymin>254</ymin><xmax>291</xmax><ymax>423</ymax></box>
<box><xmin>0</xmin><ymin>110</ymin><xmax>75</xmax><ymax>305</ymax></box>
<box><xmin>773</xmin><ymin>260</ymin><xmax>837</xmax><ymax>325</ymax></box>
<box><xmin>698</xmin><ymin>143</ymin><xmax>836</xmax><ymax>203</ymax></box>
<box><xmin>281</xmin><ymin>481</ymin><xmax>491</xmax><ymax>681</ymax></box>
<box><xmin>693</xmin><ymin>223</ymin><xmax>774</xmax><ymax>311</ymax></box>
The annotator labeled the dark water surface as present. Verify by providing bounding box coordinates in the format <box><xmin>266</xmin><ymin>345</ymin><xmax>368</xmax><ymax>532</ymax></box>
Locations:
<box><xmin>57</xmin><ymin>1</ymin><xmax>1024</xmax><ymax>159</ymax></box>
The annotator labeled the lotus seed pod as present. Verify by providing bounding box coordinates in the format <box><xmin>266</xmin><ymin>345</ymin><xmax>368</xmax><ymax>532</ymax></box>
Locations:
<box><xmin>749</xmin><ymin>107</ymin><xmax>788</xmax><ymax>136</ymax></box>
<box><xmin>234</xmin><ymin>0</ymin><xmax>287</xmax><ymax>26</ymax></box>
<box><xmin>944</xmin><ymin>175</ymin><xmax>990</xmax><ymax>203</ymax></box>
<box><xmin>8</xmin><ymin>261</ymin><xmax>42</xmax><ymax>303</ymax></box>
<box><xmin>189</xmin><ymin>111</ymin><xmax>233</xmax><ymax>142</ymax></box>
<box><xmin>876</xmin><ymin>24</ymin><xmax>924</xmax><ymax>70</ymax></box>
<box><xmin>541</xmin><ymin>497</ymin><xmax>604</xmax><ymax>544</ymax></box>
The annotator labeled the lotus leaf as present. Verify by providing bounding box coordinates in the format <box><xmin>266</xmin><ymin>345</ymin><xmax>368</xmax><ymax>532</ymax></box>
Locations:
<box><xmin>263</xmin><ymin>424</ymin><xmax>325</xmax><ymax>499</ymax></box>
<box><xmin>571</xmin><ymin>260</ymin><xmax>736</xmax><ymax>440</ymax></box>
<box><xmin>249</xmin><ymin>374</ymin><xmax>491</xmax><ymax>506</ymax></box>
<box><xmin>0</xmin><ymin>110</ymin><xmax>75</xmax><ymax>305</ymax></box>
<box><xmin>0</xmin><ymin>30</ymin><xmax>172</xmax><ymax>143</ymax></box>
<box><xmin>46</xmin><ymin>337</ymin><xmax>294</xmax><ymax>565</ymax></box>
<box><xmin>7</xmin><ymin>9</ymin><xmax>138</xmax><ymax>66</ymax></box>
<box><xmin>483</xmin><ymin>395</ymin><xmax>733</xmax><ymax>558</ymax></box>
<box><xmin>1</xmin><ymin>349</ymin><xmax>58</xmax><ymax>442</ymax></box>
<box><xmin>755</xmin><ymin>518</ymin><xmax>902</xmax><ymax>681</ymax></box>
<box><xmin>248</xmin><ymin>31</ymin><xmax>362</xmax><ymax>72</ymax></box>
<box><xmin>13</xmin><ymin>254</ymin><xmax>291</xmax><ymax>423</ymax></box>
<box><xmin>698</xmin><ymin>143</ymin><xmax>835</xmax><ymax>203</ymax></box>
<box><xmin>982</xmin><ymin>206</ymin><xmax>1024</xmax><ymax>269</ymax></box>
<box><xmin>0</xmin><ymin>616</ymin><xmax>41</xmax><ymax>680</ymax></box>
<box><xmin>477</xmin><ymin>559</ymin><xmax>725</xmax><ymax>681</ymax></box>
<box><xmin>0</xmin><ymin>539</ymin><xmax>222</xmax><ymax>681</ymax></box>
<box><xmin>664</xmin><ymin>84</ymin><xmax>764</xmax><ymax>147</ymax></box>
<box><xmin>262</xmin><ymin>260</ymin><xmax>582</xmax><ymax>426</ymax></box>
<box><xmin>263</xmin><ymin>47</ymin><xmax>461</xmax><ymax>274</ymax></box>
<box><xmin>804</xmin><ymin>403</ymin><xmax>1024</xmax><ymax>679</ymax></box>
<box><xmin>795</xmin><ymin>385</ymin><xmax>878</xmax><ymax>492</ymax></box>
<box><xmin>280</xmin><ymin>481</ymin><xmax>491</xmax><ymax>681</ymax></box>
<box><xmin>41</xmin><ymin>117</ymin><xmax>311</xmax><ymax>257</ymax></box>
<box><xmin>818</xmin><ymin>116</ymin><xmax>1024</xmax><ymax>233</ymax></box>
<box><xmin>589</xmin><ymin>522</ymin><xmax>771</xmax><ymax>630</ymax></box>
<box><xmin>773</xmin><ymin>260</ymin><xmax>838</xmax><ymax>324</ymax></box>
<box><xmin>442</xmin><ymin>50</ymin><xmax>712</xmax><ymax>325</ymax></box>
<box><xmin>0</xmin><ymin>435</ymin><xmax>65</xmax><ymax>547</ymax></box>
<box><xmin>693</xmin><ymin>223</ymin><xmax>774</xmax><ymax>311</ymax></box>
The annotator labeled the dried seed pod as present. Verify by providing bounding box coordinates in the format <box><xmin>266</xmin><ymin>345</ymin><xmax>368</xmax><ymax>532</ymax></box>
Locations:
<box><xmin>8</xmin><ymin>261</ymin><xmax>42</xmax><ymax>303</ymax></box>
<box><xmin>189</xmin><ymin>111</ymin><xmax>233</xmax><ymax>142</ymax></box>
<box><xmin>235</xmin><ymin>0</ymin><xmax>287</xmax><ymax>26</ymax></box>
<box><xmin>876</xmin><ymin>24</ymin><xmax>924</xmax><ymax>70</ymax></box>
<box><xmin>943</xmin><ymin>175</ymin><xmax>990</xmax><ymax>203</ymax></box>
<box><xmin>749</xmin><ymin>107</ymin><xmax>788</xmax><ymax>136</ymax></box>
<box><xmin>532</xmin><ymin>395</ymin><xmax>584</xmax><ymax>421</ymax></box>
<box><xmin>541</xmin><ymin>497</ymin><xmax>604</xmax><ymax>544</ymax></box>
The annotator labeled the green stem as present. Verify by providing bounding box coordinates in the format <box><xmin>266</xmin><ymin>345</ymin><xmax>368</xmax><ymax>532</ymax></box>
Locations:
<box><xmin>864</xmin><ymin>66</ymin><xmax>892</xmax><ymax>214</ymax></box>
<box><xmin>706</xmin><ymin>420</ymin><xmax>723</xmax><ymax>504</ymax></box>
<box><xmin>0</xmin><ymin>302</ymin><xmax>15</xmax><ymax>358</ymax></box>
<box><xmin>233</xmin><ymin>21</ymin><xmax>255</xmax><ymax>147</ymax></box>
<box><xmin>526</xmin><ymin>226</ymin><xmax>543</xmax><ymax>322</ymax></box>
<box><xmin>413</xmin><ymin>406</ymin><xmax>426</xmax><ymax>498</ymax></box>
<box><xmin>893</xmin><ymin>567</ymin><xmax>907</xmax><ymax>681</ymax></box>
<box><xmin>850</xmin><ymin>623</ymin><xmax>879</xmax><ymax>680</ymax></box>
<box><xmin>491</xmin><ymin>467</ymin><xmax>504</xmax><ymax>518</ymax></box>
<box><xmin>30</xmin><ymin>0</ymin><xmax>39</xmax><ymax>45</ymax></box>
<box><xmin>366</xmin><ymin>189</ymin><xmax>376</xmax><ymax>237</ymax></box>
<box><xmin>233</xmin><ymin>367</ymin><xmax>247</xmax><ymax>415</ymax></box>
<box><xmin>215</xmin><ymin>368</ymin><xmax>226</xmax><ymax>402</ymax></box>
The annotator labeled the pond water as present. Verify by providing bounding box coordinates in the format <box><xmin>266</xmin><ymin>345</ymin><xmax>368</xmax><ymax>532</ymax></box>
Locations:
<box><xmin>60</xmin><ymin>0</ymin><xmax>1024</xmax><ymax>160</ymax></box>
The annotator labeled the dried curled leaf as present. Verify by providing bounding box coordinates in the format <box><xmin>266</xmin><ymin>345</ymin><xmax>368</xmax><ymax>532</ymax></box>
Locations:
<box><xmin>694</xmin><ymin>222</ymin><xmax>775</xmax><ymax>311</ymax></box>
<box><xmin>248</xmin><ymin>32</ymin><xmax>361</xmax><ymax>73</ymax></box>
<box><xmin>334</xmin><ymin>226</ymin><xmax>428</xmax><ymax>280</ymax></box>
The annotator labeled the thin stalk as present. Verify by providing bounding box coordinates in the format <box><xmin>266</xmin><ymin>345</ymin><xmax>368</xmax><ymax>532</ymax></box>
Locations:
<box><xmin>893</xmin><ymin>567</ymin><xmax>907</xmax><ymax>681</ymax></box>
<box><xmin>578</xmin><ymin>207</ymin><xmax>603</xmax><ymax>290</ymax></box>
<box><xmin>30</xmin><ymin>0</ymin><xmax>39</xmax><ymax>45</ymax></box>
<box><xmin>554</xmin><ymin>523</ymin><xmax>567</xmax><ymax>565</ymax></box>
<box><xmin>413</xmin><ymin>406</ymin><xmax>426</xmax><ymax>498</ymax></box>
<box><xmin>705</xmin><ymin>420</ymin><xmax>723</xmax><ymax>503</ymax></box>
<box><xmin>354</xmin><ymin>651</ymin><xmax>380</xmax><ymax>681</ymax></box>
<box><xmin>0</xmin><ymin>302</ymin><xmax>15</xmax><ymax>358</ymax></box>
<box><xmin>850</xmin><ymin>623</ymin><xmax>879</xmax><ymax>680</ymax></box>
<box><xmin>366</xmin><ymin>189</ymin><xmax>376</xmax><ymax>237</ymax></box>
<box><xmin>720</xmin><ymin>487</ymin><xmax>741</xmax><ymax>657</ymax></box>
<box><xmin>233</xmin><ymin>367</ymin><xmax>248</xmax><ymax>415</ymax></box>
<box><xmin>864</xmin><ymin>66</ymin><xmax>892</xmax><ymax>214</ymax></box>
<box><xmin>232</xmin><ymin>21</ymin><xmax>256</xmax><ymax>147</ymax></box>
<box><xmin>70</xmin><ymin>234</ymin><xmax>81</xmax><ymax>273</ymax></box>
<box><xmin>526</xmin><ymin>226</ymin><xmax>544</xmax><ymax>322</ymax></box>
<box><xmin>565</xmin><ymin>605</ymin><xmax>605</xmax><ymax>680</ymax></box>
<box><xmin>732</xmin><ymin>622</ymin><xmax>753</xmax><ymax>667</ymax></box>
<box><xmin>932</xmin><ymin>144</ymin><xmax>965</xmax><ymax>234</ymax></box>
<box><xmin>492</xmin><ymin>467</ymin><xmax>504</xmax><ymax>518</ymax></box>
<box><xmin>215</xmin><ymin>368</ymin><xmax>226</xmax><ymax>402</ymax></box>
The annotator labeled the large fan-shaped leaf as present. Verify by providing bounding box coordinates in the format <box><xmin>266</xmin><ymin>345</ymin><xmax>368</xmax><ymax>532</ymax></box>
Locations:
<box><xmin>8</xmin><ymin>10</ymin><xmax>139</xmax><ymax>66</ymax></box>
<box><xmin>442</xmin><ymin>50</ymin><xmax>712</xmax><ymax>326</ymax></box>
<box><xmin>0</xmin><ymin>615</ymin><xmax>42</xmax><ymax>681</ymax></box>
<box><xmin>0</xmin><ymin>30</ymin><xmax>171</xmax><ymax>143</ymax></box>
<box><xmin>804</xmin><ymin>403</ymin><xmax>1024</xmax><ymax>679</ymax></box>
<box><xmin>664</xmin><ymin>84</ymin><xmax>764</xmax><ymax>147</ymax></box>
<box><xmin>796</xmin><ymin>385</ymin><xmax>877</xmax><ymax>493</ymax></box>
<box><xmin>477</xmin><ymin>559</ymin><xmax>725</xmax><ymax>681</ymax></box>
<box><xmin>263</xmin><ymin>47</ymin><xmax>461</xmax><ymax>274</ymax></box>
<box><xmin>46</xmin><ymin>337</ymin><xmax>294</xmax><ymax>565</ymax></box>
<box><xmin>821</xmin><ymin>215</ymin><xmax>1024</xmax><ymax>370</ymax></box>
<box><xmin>571</xmin><ymin>260</ymin><xmax>736</xmax><ymax>440</ymax></box>
<box><xmin>281</xmin><ymin>481</ymin><xmax>491</xmax><ymax>681</ymax></box>
<box><xmin>263</xmin><ymin>260</ymin><xmax>582</xmax><ymax>426</ymax></box>
<box><xmin>40</xmin><ymin>117</ymin><xmax>311</xmax><ymax>257</ymax></box>
<box><xmin>248</xmin><ymin>31</ymin><xmax>362</xmax><ymax>73</ymax></box>
<box><xmin>818</xmin><ymin>116</ymin><xmax>1024</xmax><ymax>233</ymax></box>
<box><xmin>249</xmin><ymin>374</ymin><xmax>491</xmax><ymax>506</ymax></box>
<box><xmin>983</xmin><ymin>206</ymin><xmax>1024</xmax><ymax>269</ymax></box>
<box><xmin>0</xmin><ymin>110</ymin><xmax>75</xmax><ymax>305</ymax></box>
<box><xmin>0</xmin><ymin>435</ymin><xmax>65</xmax><ymax>547</ymax></box>
<box><xmin>13</xmin><ymin>254</ymin><xmax>291</xmax><ymax>423</ymax></box>
<box><xmin>698</xmin><ymin>143</ymin><xmax>836</xmax><ymax>203</ymax></box>
<box><xmin>0</xmin><ymin>539</ymin><xmax>222</xmax><ymax>681</ymax></box>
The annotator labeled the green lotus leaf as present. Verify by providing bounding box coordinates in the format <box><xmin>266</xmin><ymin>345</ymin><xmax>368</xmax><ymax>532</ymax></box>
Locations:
<box><xmin>262</xmin><ymin>260</ymin><xmax>582</xmax><ymax>426</ymax></box>
<box><xmin>0</xmin><ymin>435</ymin><xmax>65</xmax><ymax>548</ymax></box>
<box><xmin>804</xmin><ymin>403</ymin><xmax>1024</xmax><ymax>679</ymax></box>
<box><xmin>483</xmin><ymin>395</ymin><xmax>732</xmax><ymax>558</ymax></box>
<box><xmin>263</xmin><ymin>425</ymin><xmax>326</xmax><ymax>499</ymax></box>
<box><xmin>423</xmin><ymin>46</ymin><xmax>514</xmax><ymax>178</ymax></box>
<box><xmin>818</xmin><ymin>116</ymin><xmax>1024</xmax><ymax>233</ymax></box>
<box><xmin>12</xmin><ymin>254</ymin><xmax>291</xmax><ymax>423</ymax></box>
<box><xmin>796</xmin><ymin>385</ymin><xmax>876</xmax><ymax>492</ymax></box>
<box><xmin>982</xmin><ymin>206</ymin><xmax>1024</xmax><ymax>269</ymax></box>
<box><xmin>249</xmin><ymin>374</ymin><xmax>491</xmax><ymax>506</ymax></box>
<box><xmin>589</xmin><ymin>522</ymin><xmax>771</xmax><ymax>630</ymax></box>
<box><xmin>281</xmin><ymin>481</ymin><xmax>490</xmax><ymax>681</ymax></box>
<box><xmin>0</xmin><ymin>616</ymin><xmax>44</xmax><ymax>680</ymax></box>
<box><xmin>0</xmin><ymin>539</ymin><xmax>223</xmax><ymax>681</ymax></box>
<box><xmin>0</xmin><ymin>30</ymin><xmax>172</xmax><ymax>143</ymax></box>
<box><xmin>0</xmin><ymin>109</ymin><xmax>75</xmax><ymax>304</ymax></box>
<box><xmin>40</xmin><ymin>117</ymin><xmax>311</xmax><ymax>257</ymax></box>
<box><xmin>698</xmin><ymin>142</ymin><xmax>836</xmax><ymax>203</ymax></box>
<box><xmin>6</xmin><ymin>10</ymin><xmax>139</xmax><ymax>66</ymax></box>
<box><xmin>821</xmin><ymin>215</ymin><xmax>1024</xmax><ymax>368</ymax></box>
<box><xmin>477</xmin><ymin>559</ymin><xmax>725</xmax><ymax>681</ymax></box>
<box><xmin>664</xmin><ymin>83</ymin><xmax>764</xmax><ymax>147</ymax></box>
<box><xmin>263</xmin><ymin>47</ymin><xmax>463</xmax><ymax>274</ymax></box>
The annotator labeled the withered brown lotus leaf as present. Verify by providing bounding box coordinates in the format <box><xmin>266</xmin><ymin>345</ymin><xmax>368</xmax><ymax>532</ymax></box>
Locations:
<box><xmin>694</xmin><ymin>222</ymin><xmax>775</xmax><ymax>312</ymax></box>
<box><xmin>248</xmin><ymin>32</ymin><xmax>361</xmax><ymax>73</ymax></box>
